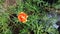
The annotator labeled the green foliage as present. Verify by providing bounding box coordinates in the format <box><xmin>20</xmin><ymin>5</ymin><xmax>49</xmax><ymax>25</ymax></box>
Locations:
<box><xmin>0</xmin><ymin>0</ymin><xmax>60</xmax><ymax>34</ymax></box>
<box><xmin>0</xmin><ymin>13</ymin><xmax>12</xmax><ymax>34</ymax></box>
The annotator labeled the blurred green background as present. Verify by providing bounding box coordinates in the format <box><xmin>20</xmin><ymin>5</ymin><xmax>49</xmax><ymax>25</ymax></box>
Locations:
<box><xmin>0</xmin><ymin>0</ymin><xmax>60</xmax><ymax>34</ymax></box>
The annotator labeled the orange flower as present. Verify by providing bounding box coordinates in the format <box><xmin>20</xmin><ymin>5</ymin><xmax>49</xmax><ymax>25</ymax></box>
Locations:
<box><xmin>18</xmin><ymin>12</ymin><xmax>28</xmax><ymax>23</ymax></box>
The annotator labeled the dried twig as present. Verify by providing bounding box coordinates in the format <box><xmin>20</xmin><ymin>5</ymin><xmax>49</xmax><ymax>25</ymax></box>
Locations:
<box><xmin>45</xmin><ymin>7</ymin><xmax>60</xmax><ymax>14</ymax></box>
